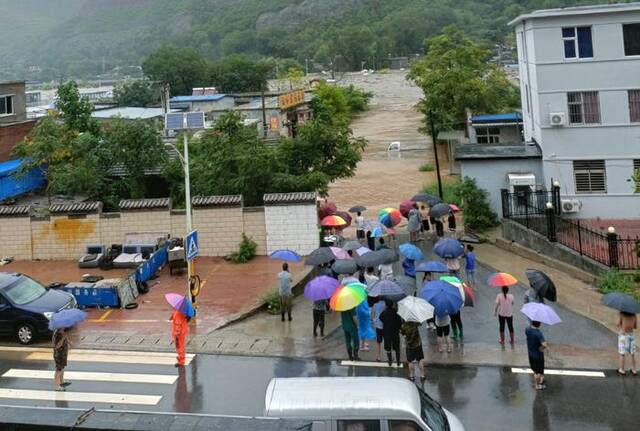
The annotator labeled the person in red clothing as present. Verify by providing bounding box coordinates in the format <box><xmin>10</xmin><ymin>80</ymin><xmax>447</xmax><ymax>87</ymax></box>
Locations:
<box><xmin>171</xmin><ymin>309</ymin><xmax>190</xmax><ymax>367</ymax></box>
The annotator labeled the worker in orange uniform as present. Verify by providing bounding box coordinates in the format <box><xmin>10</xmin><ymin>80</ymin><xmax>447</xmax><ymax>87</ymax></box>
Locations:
<box><xmin>171</xmin><ymin>308</ymin><xmax>190</xmax><ymax>367</ymax></box>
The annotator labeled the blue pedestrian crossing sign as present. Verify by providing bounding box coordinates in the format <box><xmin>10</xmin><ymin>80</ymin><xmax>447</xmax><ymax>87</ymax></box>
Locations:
<box><xmin>185</xmin><ymin>230</ymin><xmax>199</xmax><ymax>261</ymax></box>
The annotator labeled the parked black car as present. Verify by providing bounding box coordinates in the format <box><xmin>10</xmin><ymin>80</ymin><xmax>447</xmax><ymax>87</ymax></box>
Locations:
<box><xmin>0</xmin><ymin>273</ymin><xmax>77</xmax><ymax>344</ymax></box>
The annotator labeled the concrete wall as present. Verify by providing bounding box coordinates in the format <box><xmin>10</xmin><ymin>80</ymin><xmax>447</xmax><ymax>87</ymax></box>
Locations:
<box><xmin>460</xmin><ymin>158</ymin><xmax>544</xmax><ymax>217</ymax></box>
<box><xmin>0</xmin><ymin>82</ymin><xmax>27</xmax><ymax>124</ymax></box>
<box><xmin>0</xmin><ymin>197</ymin><xmax>317</xmax><ymax>260</ymax></box>
<box><xmin>264</xmin><ymin>204</ymin><xmax>319</xmax><ymax>255</ymax></box>
<box><xmin>0</xmin><ymin>120</ymin><xmax>36</xmax><ymax>162</ymax></box>
<box><xmin>514</xmin><ymin>10</ymin><xmax>640</xmax><ymax>219</ymax></box>
<box><xmin>243</xmin><ymin>208</ymin><xmax>267</xmax><ymax>256</ymax></box>
<box><xmin>469</xmin><ymin>124</ymin><xmax>522</xmax><ymax>144</ymax></box>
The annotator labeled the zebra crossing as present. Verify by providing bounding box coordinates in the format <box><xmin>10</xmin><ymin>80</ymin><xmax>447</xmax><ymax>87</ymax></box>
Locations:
<box><xmin>0</xmin><ymin>346</ymin><xmax>195</xmax><ymax>407</ymax></box>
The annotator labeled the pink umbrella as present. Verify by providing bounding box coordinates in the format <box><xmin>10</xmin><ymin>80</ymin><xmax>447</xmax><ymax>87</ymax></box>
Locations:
<box><xmin>330</xmin><ymin>246</ymin><xmax>351</xmax><ymax>260</ymax></box>
<box><xmin>449</xmin><ymin>204</ymin><xmax>460</xmax><ymax>212</ymax></box>
<box><xmin>164</xmin><ymin>293</ymin><xmax>195</xmax><ymax>317</ymax></box>
<box><xmin>399</xmin><ymin>200</ymin><xmax>415</xmax><ymax>218</ymax></box>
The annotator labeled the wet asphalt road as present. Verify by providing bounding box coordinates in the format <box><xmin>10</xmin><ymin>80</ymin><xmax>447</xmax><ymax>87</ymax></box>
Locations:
<box><xmin>0</xmin><ymin>350</ymin><xmax>638</xmax><ymax>431</ymax></box>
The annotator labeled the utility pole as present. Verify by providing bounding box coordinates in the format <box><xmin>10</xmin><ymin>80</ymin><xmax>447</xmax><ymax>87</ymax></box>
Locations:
<box><xmin>429</xmin><ymin>110</ymin><xmax>444</xmax><ymax>199</ymax></box>
<box><xmin>182</xmin><ymin>116</ymin><xmax>194</xmax><ymax>307</ymax></box>
<box><xmin>261</xmin><ymin>89</ymin><xmax>267</xmax><ymax>138</ymax></box>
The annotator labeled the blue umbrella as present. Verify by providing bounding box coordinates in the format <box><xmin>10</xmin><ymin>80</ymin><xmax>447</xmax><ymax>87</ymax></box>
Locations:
<box><xmin>371</xmin><ymin>226</ymin><xmax>386</xmax><ymax>238</ymax></box>
<box><xmin>416</xmin><ymin>260</ymin><xmax>449</xmax><ymax>273</ymax></box>
<box><xmin>48</xmin><ymin>309</ymin><xmax>87</xmax><ymax>331</ymax></box>
<box><xmin>269</xmin><ymin>249</ymin><xmax>302</xmax><ymax>263</ymax></box>
<box><xmin>434</xmin><ymin>238</ymin><xmax>465</xmax><ymax>259</ymax></box>
<box><xmin>399</xmin><ymin>243</ymin><xmax>424</xmax><ymax>261</ymax></box>
<box><xmin>419</xmin><ymin>280</ymin><xmax>463</xmax><ymax>317</ymax></box>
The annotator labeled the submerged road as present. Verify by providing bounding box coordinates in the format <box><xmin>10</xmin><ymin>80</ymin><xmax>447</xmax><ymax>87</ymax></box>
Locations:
<box><xmin>0</xmin><ymin>347</ymin><xmax>637</xmax><ymax>430</ymax></box>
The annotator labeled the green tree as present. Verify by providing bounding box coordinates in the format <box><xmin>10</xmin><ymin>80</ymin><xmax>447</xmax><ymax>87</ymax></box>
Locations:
<box><xmin>312</xmin><ymin>83</ymin><xmax>351</xmax><ymax>124</ymax></box>
<box><xmin>142</xmin><ymin>47</ymin><xmax>209</xmax><ymax>96</ymax></box>
<box><xmin>55</xmin><ymin>81</ymin><xmax>100</xmax><ymax>134</ymax></box>
<box><xmin>102</xmin><ymin>118</ymin><xmax>167</xmax><ymax>199</ymax></box>
<box><xmin>286</xmin><ymin>68</ymin><xmax>305</xmax><ymax>90</ymax></box>
<box><xmin>210</xmin><ymin>54</ymin><xmax>273</xmax><ymax>93</ymax></box>
<box><xmin>454</xmin><ymin>177</ymin><xmax>499</xmax><ymax>232</ymax></box>
<box><xmin>113</xmin><ymin>80</ymin><xmax>160</xmax><ymax>107</ymax></box>
<box><xmin>408</xmin><ymin>26</ymin><xmax>520</xmax><ymax>133</ymax></box>
<box><xmin>13</xmin><ymin>81</ymin><xmax>104</xmax><ymax>201</ymax></box>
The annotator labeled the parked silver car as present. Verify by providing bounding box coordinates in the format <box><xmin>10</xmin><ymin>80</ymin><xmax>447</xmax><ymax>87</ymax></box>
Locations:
<box><xmin>264</xmin><ymin>377</ymin><xmax>465</xmax><ymax>431</ymax></box>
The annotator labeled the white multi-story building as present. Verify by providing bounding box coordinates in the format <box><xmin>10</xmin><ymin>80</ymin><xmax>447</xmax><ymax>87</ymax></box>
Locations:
<box><xmin>510</xmin><ymin>3</ymin><xmax>640</xmax><ymax>218</ymax></box>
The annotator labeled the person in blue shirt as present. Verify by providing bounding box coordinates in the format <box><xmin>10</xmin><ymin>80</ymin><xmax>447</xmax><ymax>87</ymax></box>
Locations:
<box><xmin>464</xmin><ymin>245</ymin><xmax>477</xmax><ymax>286</ymax></box>
<box><xmin>525</xmin><ymin>321</ymin><xmax>548</xmax><ymax>390</ymax></box>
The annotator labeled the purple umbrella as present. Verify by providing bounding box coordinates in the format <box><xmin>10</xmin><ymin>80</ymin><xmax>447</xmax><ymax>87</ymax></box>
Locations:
<box><xmin>304</xmin><ymin>276</ymin><xmax>340</xmax><ymax>301</ymax></box>
<box><xmin>48</xmin><ymin>309</ymin><xmax>87</xmax><ymax>331</ymax></box>
<box><xmin>520</xmin><ymin>303</ymin><xmax>562</xmax><ymax>325</ymax></box>
<box><xmin>165</xmin><ymin>293</ymin><xmax>195</xmax><ymax>318</ymax></box>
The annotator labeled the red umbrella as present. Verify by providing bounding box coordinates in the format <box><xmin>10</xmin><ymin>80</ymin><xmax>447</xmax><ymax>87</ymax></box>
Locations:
<box><xmin>321</xmin><ymin>215</ymin><xmax>347</xmax><ymax>227</ymax></box>
<box><xmin>487</xmin><ymin>272</ymin><xmax>518</xmax><ymax>287</ymax></box>
<box><xmin>334</xmin><ymin>211</ymin><xmax>352</xmax><ymax>227</ymax></box>
<box><xmin>318</xmin><ymin>201</ymin><xmax>337</xmax><ymax>219</ymax></box>
<box><xmin>399</xmin><ymin>200</ymin><xmax>415</xmax><ymax>218</ymax></box>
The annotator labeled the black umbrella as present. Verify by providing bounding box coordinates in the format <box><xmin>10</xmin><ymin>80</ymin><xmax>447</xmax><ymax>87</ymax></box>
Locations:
<box><xmin>602</xmin><ymin>292</ymin><xmax>640</xmax><ymax>314</ymax></box>
<box><xmin>349</xmin><ymin>205</ymin><xmax>367</xmax><ymax>213</ymax></box>
<box><xmin>429</xmin><ymin>203</ymin><xmax>453</xmax><ymax>219</ymax></box>
<box><xmin>368</xmin><ymin>279</ymin><xmax>406</xmax><ymax>301</ymax></box>
<box><xmin>393</xmin><ymin>275</ymin><xmax>417</xmax><ymax>295</ymax></box>
<box><xmin>525</xmin><ymin>269</ymin><xmax>557</xmax><ymax>302</ymax></box>
<box><xmin>332</xmin><ymin>259</ymin><xmax>358</xmax><ymax>275</ymax></box>
<box><xmin>305</xmin><ymin>247</ymin><xmax>335</xmax><ymax>266</ymax></box>
<box><xmin>356</xmin><ymin>249</ymin><xmax>398</xmax><ymax>268</ymax></box>
<box><xmin>411</xmin><ymin>193</ymin><xmax>442</xmax><ymax>207</ymax></box>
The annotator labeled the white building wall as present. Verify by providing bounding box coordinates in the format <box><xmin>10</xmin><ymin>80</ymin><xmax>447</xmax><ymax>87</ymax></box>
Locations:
<box><xmin>264</xmin><ymin>204</ymin><xmax>319</xmax><ymax>255</ymax></box>
<box><xmin>514</xmin><ymin>7</ymin><xmax>640</xmax><ymax>219</ymax></box>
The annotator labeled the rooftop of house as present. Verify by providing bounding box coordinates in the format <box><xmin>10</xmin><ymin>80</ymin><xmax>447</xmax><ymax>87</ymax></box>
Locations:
<box><xmin>471</xmin><ymin>113</ymin><xmax>522</xmax><ymax>124</ymax></box>
<box><xmin>455</xmin><ymin>143</ymin><xmax>542</xmax><ymax>161</ymax></box>
<box><xmin>170</xmin><ymin>94</ymin><xmax>227</xmax><ymax>103</ymax></box>
<box><xmin>91</xmin><ymin>107</ymin><xmax>180</xmax><ymax>120</ymax></box>
<box><xmin>509</xmin><ymin>2</ymin><xmax>640</xmax><ymax>26</ymax></box>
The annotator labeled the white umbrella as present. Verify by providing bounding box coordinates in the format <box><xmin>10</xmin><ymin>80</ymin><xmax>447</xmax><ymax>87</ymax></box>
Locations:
<box><xmin>398</xmin><ymin>296</ymin><xmax>434</xmax><ymax>323</ymax></box>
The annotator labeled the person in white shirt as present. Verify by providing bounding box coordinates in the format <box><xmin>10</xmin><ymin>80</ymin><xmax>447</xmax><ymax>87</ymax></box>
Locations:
<box><xmin>355</xmin><ymin>212</ymin><xmax>365</xmax><ymax>241</ymax></box>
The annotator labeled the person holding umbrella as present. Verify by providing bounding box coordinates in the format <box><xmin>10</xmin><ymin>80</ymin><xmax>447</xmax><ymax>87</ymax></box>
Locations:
<box><xmin>419</xmin><ymin>204</ymin><xmax>430</xmax><ymax>237</ymax></box>
<box><xmin>617</xmin><ymin>311</ymin><xmax>637</xmax><ymax>376</ymax></box>
<box><xmin>380</xmin><ymin>299</ymin><xmax>403</xmax><ymax>367</ymax></box>
<box><xmin>601</xmin><ymin>292</ymin><xmax>639</xmax><ymax>375</ymax></box>
<box><xmin>48</xmin><ymin>308</ymin><xmax>87</xmax><ymax>391</ymax></box>
<box><xmin>526</xmin><ymin>321</ymin><xmax>548</xmax><ymax>390</ymax></box>
<box><xmin>355</xmin><ymin>211</ymin><xmax>365</xmax><ymax>241</ymax></box>
<box><xmin>168</xmin><ymin>295</ymin><xmax>194</xmax><ymax>367</ymax></box>
<box><xmin>401</xmin><ymin>321</ymin><xmax>426</xmax><ymax>381</ymax></box>
<box><xmin>407</xmin><ymin>203</ymin><xmax>421</xmax><ymax>243</ymax></box>
<box><xmin>494</xmin><ymin>286</ymin><xmax>515</xmax><ymax>347</ymax></box>
<box><xmin>52</xmin><ymin>328</ymin><xmax>71</xmax><ymax>391</ymax></box>
<box><xmin>278</xmin><ymin>263</ymin><xmax>294</xmax><ymax>322</ymax></box>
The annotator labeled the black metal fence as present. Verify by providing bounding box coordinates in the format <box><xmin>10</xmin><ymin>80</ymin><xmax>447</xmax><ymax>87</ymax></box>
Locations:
<box><xmin>501</xmin><ymin>189</ymin><xmax>640</xmax><ymax>270</ymax></box>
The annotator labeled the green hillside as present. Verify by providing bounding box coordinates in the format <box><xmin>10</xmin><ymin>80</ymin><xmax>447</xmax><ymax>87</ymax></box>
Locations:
<box><xmin>1</xmin><ymin>0</ymin><xmax>624</xmax><ymax>80</ymax></box>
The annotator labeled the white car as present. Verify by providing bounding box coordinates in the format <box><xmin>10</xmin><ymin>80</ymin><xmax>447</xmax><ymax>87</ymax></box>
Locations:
<box><xmin>264</xmin><ymin>377</ymin><xmax>465</xmax><ymax>431</ymax></box>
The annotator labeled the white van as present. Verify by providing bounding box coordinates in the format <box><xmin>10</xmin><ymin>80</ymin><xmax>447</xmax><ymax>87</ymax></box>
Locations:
<box><xmin>264</xmin><ymin>377</ymin><xmax>465</xmax><ymax>431</ymax></box>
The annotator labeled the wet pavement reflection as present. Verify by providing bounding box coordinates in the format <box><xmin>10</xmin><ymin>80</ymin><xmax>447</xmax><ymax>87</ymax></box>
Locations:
<box><xmin>1</xmin><ymin>350</ymin><xmax>637</xmax><ymax>430</ymax></box>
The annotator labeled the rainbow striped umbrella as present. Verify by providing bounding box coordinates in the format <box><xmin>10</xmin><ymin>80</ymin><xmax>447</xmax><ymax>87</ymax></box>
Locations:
<box><xmin>378</xmin><ymin>208</ymin><xmax>402</xmax><ymax>228</ymax></box>
<box><xmin>329</xmin><ymin>283</ymin><xmax>368</xmax><ymax>311</ymax></box>
<box><xmin>321</xmin><ymin>215</ymin><xmax>347</xmax><ymax>227</ymax></box>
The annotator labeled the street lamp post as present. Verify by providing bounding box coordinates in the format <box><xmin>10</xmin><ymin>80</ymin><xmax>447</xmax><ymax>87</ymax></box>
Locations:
<box><xmin>428</xmin><ymin>110</ymin><xmax>444</xmax><ymax>200</ymax></box>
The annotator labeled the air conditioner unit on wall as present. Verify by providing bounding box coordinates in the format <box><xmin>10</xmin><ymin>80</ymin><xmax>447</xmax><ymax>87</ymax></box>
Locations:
<box><xmin>561</xmin><ymin>199</ymin><xmax>581</xmax><ymax>213</ymax></box>
<box><xmin>549</xmin><ymin>112</ymin><xmax>566</xmax><ymax>126</ymax></box>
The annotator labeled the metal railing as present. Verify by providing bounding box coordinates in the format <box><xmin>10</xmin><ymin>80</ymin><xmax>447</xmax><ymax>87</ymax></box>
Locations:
<box><xmin>501</xmin><ymin>189</ymin><xmax>639</xmax><ymax>270</ymax></box>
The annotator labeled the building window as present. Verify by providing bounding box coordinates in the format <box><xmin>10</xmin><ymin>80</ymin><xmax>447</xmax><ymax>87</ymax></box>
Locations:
<box><xmin>574</xmin><ymin>160</ymin><xmax>607</xmax><ymax>194</ymax></box>
<box><xmin>476</xmin><ymin>127</ymin><xmax>500</xmax><ymax>144</ymax></box>
<box><xmin>567</xmin><ymin>91</ymin><xmax>600</xmax><ymax>124</ymax></box>
<box><xmin>0</xmin><ymin>95</ymin><xmax>14</xmax><ymax>116</ymax></box>
<box><xmin>623</xmin><ymin>23</ymin><xmax>640</xmax><ymax>56</ymax></box>
<box><xmin>629</xmin><ymin>90</ymin><xmax>640</xmax><ymax>122</ymax></box>
<box><xmin>562</xmin><ymin>27</ymin><xmax>593</xmax><ymax>59</ymax></box>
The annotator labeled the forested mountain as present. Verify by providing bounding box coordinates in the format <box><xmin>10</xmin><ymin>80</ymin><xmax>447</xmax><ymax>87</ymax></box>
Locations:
<box><xmin>0</xmin><ymin>0</ymin><xmax>623</xmax><ymax>80</ymax></box>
